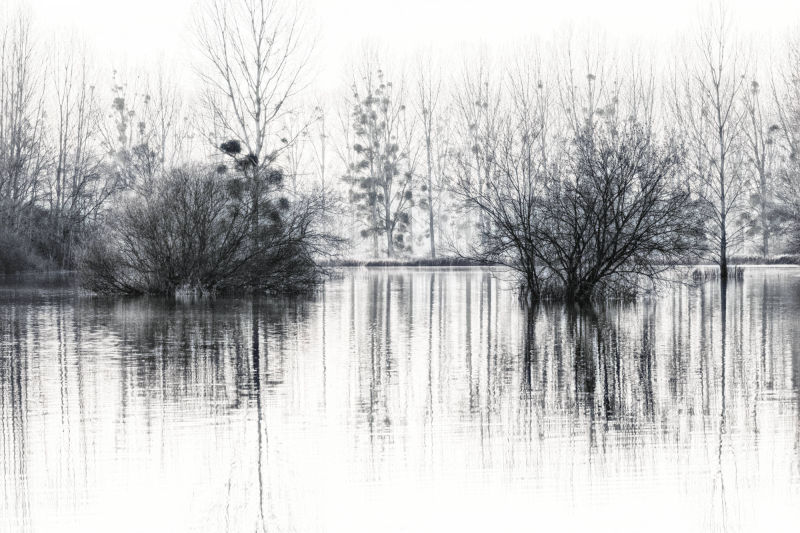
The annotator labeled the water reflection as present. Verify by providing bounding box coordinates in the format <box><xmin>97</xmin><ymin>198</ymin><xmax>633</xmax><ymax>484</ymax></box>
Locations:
<box><xmin>1</xmin><ymin>268</ymin><xmax>800</xmax><ymax>532</ymax></box>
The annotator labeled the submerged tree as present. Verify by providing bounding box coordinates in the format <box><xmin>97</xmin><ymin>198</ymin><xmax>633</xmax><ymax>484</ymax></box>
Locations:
<box><xmin>81</xmin><ymin>166</ymin><xmax>335</xmax><ymax>294</ymax></box>
<box><xmin>544</xmin><ymin>120</ymin><xmax>702</xmax><ymax>301</ymax></box>
<box><xmin>343</xmin><ymin>66</ymin><xmax>417</xmax><ymax>258</ymax></box>
<box><xmin>457</xmin><ymin>61</ymin><xmax>702</xmax><ymax>303</ymax></box>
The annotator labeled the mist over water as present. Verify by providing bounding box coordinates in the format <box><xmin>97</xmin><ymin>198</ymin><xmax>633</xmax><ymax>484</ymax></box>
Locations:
<box><xmin>2</xmin><ymin>268</ymin><xmax>800</xmax><ymax>532</ymax></box>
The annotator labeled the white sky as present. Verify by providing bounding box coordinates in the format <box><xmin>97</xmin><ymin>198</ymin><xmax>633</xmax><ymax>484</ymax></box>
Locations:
<box><xmin>14</xmin><ymin>0</ymin><xmax>800</xmax><ymax>98</ymax></box>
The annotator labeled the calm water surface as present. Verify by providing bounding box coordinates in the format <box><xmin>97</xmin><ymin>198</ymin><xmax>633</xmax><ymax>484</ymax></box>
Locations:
<box><xmin>2</xmin><ymin>268</ymin><xmax>800</xmax><ymax>532</ymax></box>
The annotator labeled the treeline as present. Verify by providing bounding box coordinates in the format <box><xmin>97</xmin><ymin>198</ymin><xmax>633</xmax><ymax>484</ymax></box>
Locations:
<box><xmin>2</xmin><ymin>1</ymin><xmax>800</xmax><ymax>300</ymax></box>
<box><xmin>0</xmin><ymin>13</ymin><xmax>198</xmax><ymax>274</ymax></box>
<box><xmin>333</xmin><ymin>7</ymin><xmax>800</xmax><ymax>300</ymax></box>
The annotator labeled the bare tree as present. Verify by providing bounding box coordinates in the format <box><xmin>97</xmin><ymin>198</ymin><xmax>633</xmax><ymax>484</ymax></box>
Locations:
<box><xmin>672</xmin><ymin>5</ymin><xmax>748</xmax><ymax>278</ymax></box>
<box><xmin>196</xmin><ymin>0</ymin><xmax>309</xmax><ymax>166</ymax></box>
<box><xmin>451</xmin><ymin>50</ymin><xmax>502</xmax><ymax>247</ymax></box>
<box><xmin>742</xmin><ymin>76</ymin><xmax>779</xmax><ymax>257</ymax></box>
<box><xmin>48</xmin><ymin>41</ymin><xmax>116</xmax><ymax>266</ymax></box>
<box><xmin>456</xmin><ymin>51</ymin><xmax>701</xmax><ymax>302</ymax></box>
<box><xmin>771</xmin><ymin>33</ymin><xmax>800</xmax><ymax>251</ymax></box>
<box><xmin>333</xmin><ymin>92</ymin><xmax>361</xmax><ymax>250</ymax></box>
<box><xmin>308</xmin><ymin>100</ymin><xmax>331</xmax><ymax>211</ymax></box>
<box><xmin>0</xmin><ymin>12</ymin><xmax>47</xmax><ymax>234</ymax></box>
<box><xmin>415</xmin><ymin>53</ymin><xmax>450</xmax><ymax>258</ymax></box>
<box><xmin>196</xmin><ymin>0</ymin><xmax>313</xmax><ymax>258</ymax></box>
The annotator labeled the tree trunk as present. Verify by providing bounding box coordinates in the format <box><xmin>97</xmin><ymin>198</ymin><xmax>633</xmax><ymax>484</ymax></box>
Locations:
<box><xmin>428</xmin><ymin>203</ymin><xmax>436</xmax><ymax>258</ymax></box>
<box><xmin>426</xmin><ymin>136</ymin><xmax>436</xmax><ymax>258</ymax></box>
<box><xmin>762</xmin><ymin>191</ymin><xmax>769</xmax><ymax>258</ymax></box>
<box><xmin>386</xmin><ymin>227</ymin><xmax>393</xmax><ymax>258</ymax></box>
<box><xmin>720</xmin><ymin>226</ymin><xmax>728</xmax><ymax>280</ymax></box>
<box><xmin>371</xmin><ymin>199</ymin><xmax>379</xmax><ymax>257</ymax></box>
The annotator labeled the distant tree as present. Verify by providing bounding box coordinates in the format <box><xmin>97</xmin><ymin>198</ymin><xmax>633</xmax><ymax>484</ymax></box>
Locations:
<box><xmin>309</xmin><ymin>103</ymin><xmax>329</xmax><ymax>210</ymax></box>
<box><xmin>672</xmin><ymin>5</ymin><xmax>748</xmax><ymax>278</ymax></box>
<box><xmin>451</xmin><ymin>51</ymin><xmax>502</xmax><ymax>246</ymax></box>
<box><xmin>741</xmin><ymin>77</ymin><xmax>780</xmax><ymax>257</ymax></box>
<box><xmin>0</xmin><ymin>12</ymin><xmax>47</xmax><ymax>237</ymax></box>
<box><xmin>47</xmin><ymin>42</ymin><xmax>117</xmax><ymax>267</ymax></box>
<box><xmin>415</xmin><ymin>54</ymin><xmax>450</xmax><ymax>258</ymax></box>
<box><xmin>772</xmin><ymin>35</ymin><xmax>800</xmax><ymax>252</ymax></box>
<box><xmin>100</xmin><ymin>67</ymin><xmax>191</xmax><ymax>192</ymax></box>
<box><xmin>343</xmin><ymin>66</ymin><xmax>417</xmax><ymax>258</ymax></box>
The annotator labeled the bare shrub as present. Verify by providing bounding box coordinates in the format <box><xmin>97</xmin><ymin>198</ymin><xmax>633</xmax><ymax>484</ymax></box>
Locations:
<box><xmin>80</xmin><ymin>166</ymin><xmax>341</xmax><ymax>295</ymax></box>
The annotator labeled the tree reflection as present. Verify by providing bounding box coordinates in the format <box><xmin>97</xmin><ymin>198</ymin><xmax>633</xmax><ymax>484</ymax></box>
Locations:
<box><xmin>2</xmin><ymin>270</ymin><xmax>800</xmax><ymax>531</ymax></box>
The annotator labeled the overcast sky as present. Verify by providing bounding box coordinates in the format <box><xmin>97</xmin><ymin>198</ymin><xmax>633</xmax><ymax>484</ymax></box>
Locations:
<box><xmin>18</xmin><ymin>0</ymin><xmax>800</xmax><ymax>94</ymax></box>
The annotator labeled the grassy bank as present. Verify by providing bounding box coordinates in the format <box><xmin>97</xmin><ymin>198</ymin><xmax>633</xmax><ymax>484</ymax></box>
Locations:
<box><xmin>722</xmin><ymin>254</ymin><xmax>800</xmax><ymax>265</ymax></box>
<box><xmin>325</xmin><ymin>254</ymin><xmax>800</xmax><ymax>269</ymax></box>
<box><xmin>323</xmin><ymin>257</ymin><xmax>492</xmax><ymax>268</ymax></box>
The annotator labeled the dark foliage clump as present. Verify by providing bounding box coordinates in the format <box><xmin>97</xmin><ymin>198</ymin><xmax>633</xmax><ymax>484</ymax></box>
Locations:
<box><xmin>0</xmin><ymin>228</ymin><xmax>43</xmax><ymax>274</ymax></box>
<box><xmin>220</xmin><ymin>139</ymin><xmax>242</xmax><ymax>155</ymax></box>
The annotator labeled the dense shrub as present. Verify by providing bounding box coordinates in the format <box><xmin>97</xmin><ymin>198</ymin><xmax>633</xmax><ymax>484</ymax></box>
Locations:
<box><xmin>0</xmin><ymin>228</ymin><xmax>43</xmax><ymax>274</ymax></box>
<box><xmin>80</xmin><ymin>166</ymin><xmax>340</xmax><ymax>295</ymax></box>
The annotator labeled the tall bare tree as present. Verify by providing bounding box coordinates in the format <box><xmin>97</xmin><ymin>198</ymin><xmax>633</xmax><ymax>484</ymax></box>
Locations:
<box><xmin>672</xmin><ymin>5</ymin><xmax>748</xmax><ymax>277</ymax></box>
<box><xmin>48</xmin><ymin>41</ymin><xmax>115</xmax><ymax>266</ymax></box>
<box><xmin>452</xmin><ymin>50</ymin><xmax>502</xmax><ymax>247</ymax></box>
<box><xmin>0</xmin><ymin>12</ymin><xmax>47</xmax><ymax>234</ymax></box>
<box><xmin>308</xmin><ymin>101</ymin><xmax>329</xmax><ymax>210</ymax></box>
<box><xmin>771</xmin><ymin>33</ymin><xmax>800</xmax><ymax>251</ymax></box>
<box><xmin>415</xmin><ymin>53</ymin><xmax>450</xmax><ymax>258</ymax></box>
<box><xmin>197</xmin><ymin>0</ymin><xmax>309</xmax><ymax>167</ymax></box>
<box><xmin>742</xmin><ymin>76</ymin><xmax>779</xmax><ymax>257</ymax></box>
<box><xmin>196</xmin><ymin>0</ymin><xmax>312</xmax><ymax>255</ymax></box>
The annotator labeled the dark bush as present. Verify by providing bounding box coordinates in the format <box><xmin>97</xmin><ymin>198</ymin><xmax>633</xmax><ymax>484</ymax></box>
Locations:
<box><xmin>0</xmin><ymin>228</ymin><xmax>42</xmax><ymax>274</ymax></box>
